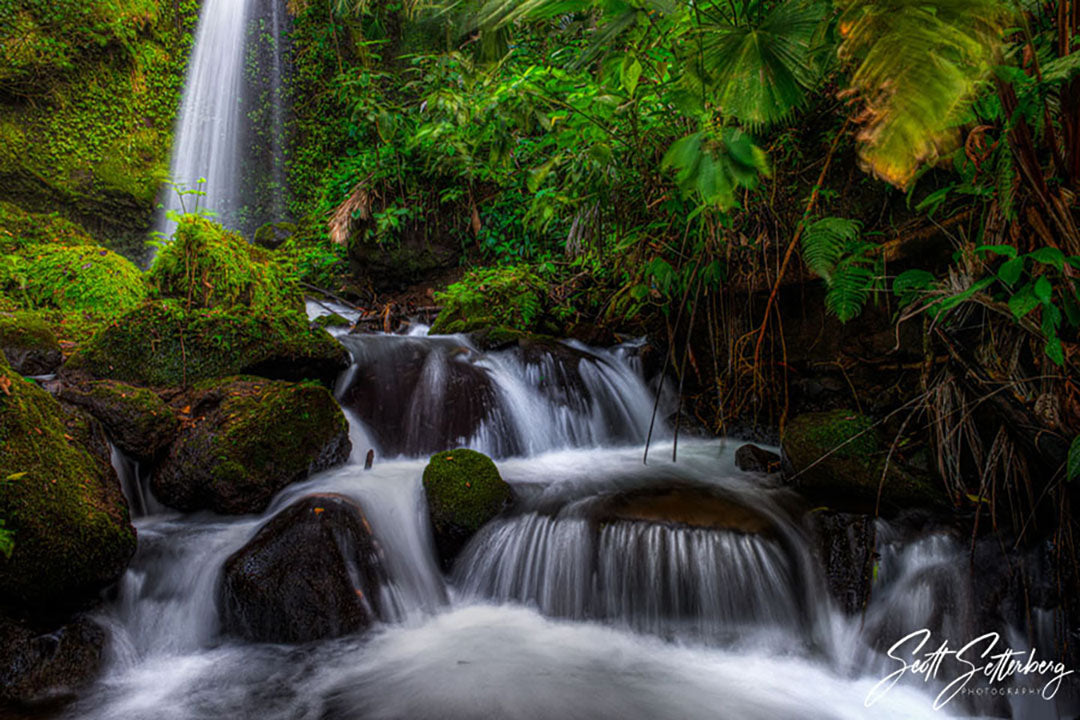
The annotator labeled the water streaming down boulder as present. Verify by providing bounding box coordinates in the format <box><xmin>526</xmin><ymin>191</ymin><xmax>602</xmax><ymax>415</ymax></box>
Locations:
<box><xmin>157</xmin><ymin>0</ymin><xmax>288</xmax><ymax>240</ymax></box>
<box><xmin>336</xmin><ymin>332</ymin><xmax>669</xmax><ymax>458</ymax></box>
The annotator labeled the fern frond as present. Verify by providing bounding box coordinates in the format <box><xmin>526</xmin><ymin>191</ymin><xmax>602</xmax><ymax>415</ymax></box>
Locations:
<box><xmin>801</xmin><ymin>216</ymin><xmax>861</xmax><ymax>281</ymax></box>
<box><xmin>825</xmin><ymin>261</ymin><xmax>875</xmax><ymax>322</ymax></box>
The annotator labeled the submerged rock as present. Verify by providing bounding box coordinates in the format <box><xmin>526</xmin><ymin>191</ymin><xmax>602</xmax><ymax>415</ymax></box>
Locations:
<box><xmin>423</xmin><ymin>449</ymin><xmax>513</xmax><ymax>569</ymax></box>
<box><xmin>59</xmin><ymin>379</ymin><xmax>178</xmax><ymax>461</ymax></box>
<box><xmin>152</xmin><ymin>377</ymin><xmax>350</xmax><ymax>514</ymax></box>
<box><xmin>592</xmin><ymin>485</ymin><xmax>775</xmax><ymax>535</ymax></box>
<box><xmin>0</xmin><ymin>614</ymin><xmax>105</xmax><ymax>713</ymax></box>
<box><xmin>0</xmin><ymin>353</ymin><xmax>136</xmax><ymax>612</ymax></box>
<box><xmin>221</xmin><ymin>494</ymin><xmax>393</xmax><ymax>643</ymax></box>
<box><xmin>810</xmin><ymin>510</ymin><xmax>875</xmax><ymax>615</ymax></box>
<box><xmin>0</xmin><ymin>312</ymin><xmax>63</xmax><ymax>376</ymax></box>
<box><xmin>781</xmin><ymin>409</ymin><xmax>945</xmax><ymax>513</ymax></box>
<box><xmin>734</xmin><ymin>443</ymin><xmax>781</xmax><ymax>474</ymax></box>
<box><xmin>63</xmin><ymin>299</ymin><xmax>348</xmax><ymax>388</ymax></box>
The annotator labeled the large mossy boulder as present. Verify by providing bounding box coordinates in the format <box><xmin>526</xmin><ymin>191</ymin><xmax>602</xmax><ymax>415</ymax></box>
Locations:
<box><xmin>59</xmin><ymin>379</ymin><xmax>178</xmax><ymax>461</ymax></box>
<box><xmin>782</xmin><ymin>409</ymin><xmax>945</xmax><ymax>512</ymax></box>
<box><xmin>0</xmin><ymin>614</ymin><xmax>105</xmax><ymax>713</ymax></box>
<box><xmin>63</xmin><ymin>216</ymin><xmax>349</xmax><ymax>388</ymax></box>
<box><xmin>148</xmin><ymin>216</ymin><xmax>302</xmax><ymax>313</ymax></box>
<box><xmin>0</xmin><ymin>353</ymin><xmax>136</xmax><ymax>612</ymax></box>
<box><xmin>13</xmin><ymin>245</ymin><xmax>147</xmax><ymax>316</ymax></box>
<box><xmin>423</xmin><ymin>449</ymin><xmax>513</xmax><ymax>569</ymax></box>
<box><xmin>152</xmin><ymin>377</ymin><xmax>351</xmax><ymax>514</ymax></box>
<box><xmin>221</xmin><ymin>494</ymin><xmax>393</xmax><ymax>643</ymax></box>
<box><xmin>0</xmin><ymin>311</ymin><xmax>62</xmax><ymax>375</ymax></box>
<box><xmin>63</xmin><ymin>299</ymin><xmax>348</xmax><ymax>388</ymax></box>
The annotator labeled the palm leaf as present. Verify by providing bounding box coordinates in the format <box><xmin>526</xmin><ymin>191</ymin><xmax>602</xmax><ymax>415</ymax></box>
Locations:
<box><xmin>837</xmin><ymin>0</ymin><xmax>1011</xmax><ymax>187</ymax></box>
<box><xmin>692</xmin><ymin>0</ymin><xmax>829</xmax><ymax>127</ymax></box>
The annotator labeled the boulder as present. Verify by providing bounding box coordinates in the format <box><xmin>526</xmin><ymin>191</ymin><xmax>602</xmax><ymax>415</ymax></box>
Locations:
<box><xmin>0</xmin><ymin>312</ymin><xmax>62</xmax><ymax>375</ymax></box>
<box><xmin>592</xmin><ymin>485</ymin><xmax>775</xmax><ymax>535</ymax></box>
<box><xmin>152</xmin><ymin>377</ymin><xmax>350</xmax><ymax>514</ymax></box>
<box><xmin>63</xmin><ymin>299</ymin><xmax>348</xmax><ymax>388</ymax></box>
<box><xmin>810</xmin><ymin>510</ymin><xmax>875</xmax><ymax>615</ymax></box>
<box><xmin>0</xmin><ymin>614</ymin><xmax>105</xmax><ymax>713</ymax></box>
<box><xmin>423</xmin><ymin>449</ymin><xmax>513</xmax><ymax>569</ymax></box>
<box><xmin>59</xmin><ymin>379</ymin><xmax>178</xmax><ymax>461</ymax></box>
<box><xmin>734</xmin><ymin>443</ymin><xmax>781</xmax><ymax>474</ymax></box>
<box><xmin>221</xmin><ymin>494</ymin><xmax>392</xmax><ymax>643</ymax></box>
<box><xmin>5</xmin><ymin>244</ymin><xmax>146</xmax><ymax>317</ymax></box>
<box><xmin>252</xmin><ymin>221</ymin><xmax>296</xmax><ymax>250</ymax></box>
<box><xmin>782</xmin><ymin>409</ymin><xmax>945</xmax><ymax>513</ymax></box>
<box><xmin>0</xmin><ymin>353</ymin><xmax>136</xmax><ymax>612</ymax></box>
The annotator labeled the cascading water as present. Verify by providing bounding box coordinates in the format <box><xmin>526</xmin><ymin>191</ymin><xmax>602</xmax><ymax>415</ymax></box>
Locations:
<box><xmin>68</xmin><ymin>318</ymin><xmax>1078</xmax><ymax>720</ymax></box>
<box><xmin>156</xmin><ymin>0</ymin><xmax>288</xmax><ymax>241</ymax></box>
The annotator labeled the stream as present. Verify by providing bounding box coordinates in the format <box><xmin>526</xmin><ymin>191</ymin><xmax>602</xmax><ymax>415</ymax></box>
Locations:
<box><xmin>64</xmin><ymin>310</ymin><xmax>1077</xmax><ymax>719</ymax></box>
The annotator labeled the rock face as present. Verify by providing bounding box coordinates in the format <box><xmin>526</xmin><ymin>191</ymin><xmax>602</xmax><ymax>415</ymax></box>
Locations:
<box><xmin>152</xmin><ymin>377</ymin><xmax>351</xmax><ymax>514</ymax></box>
<box><xmin>59</xmin><ymin>379</ymin><xmax>178</xmax><ymax>461</ymax></box>
<box><xmin>0</xmin><ymin>353</ymin><xmax>136</xmax><ymax>611</ymax></box>
<box><xmin>221</xmin><ymin>494</ymin><xmax>393</xmax><ymax>643</ymax></box>
<box><xmin>781</xmin><ymin>409</ymin><xmax>944</xmax><ymax>513</ymax></box>
<box><xmin>734</xmin><ymin>443</ymin><xmax>781</xmax><ymax>474</ymax></box>
<box><xmin>0</xmin><ymin>312</ymin><xmax>63</xmax><ymax>376</ymax></box>
<box><xmin>423</xmin><ymin>449</ymin><xmax>513</xmax><ymax>569</ymax></box>
<box><xmin>810</xmin><ymin>510</ymin><xmax>875</xmax><ymax>614</ymax></box>
<box><xmin>0</xmin><ymin>615</ymin><xmax>105</xmax><ymax>713</ymax></box>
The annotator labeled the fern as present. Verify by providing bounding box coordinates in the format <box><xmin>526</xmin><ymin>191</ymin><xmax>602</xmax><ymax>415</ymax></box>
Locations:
<box><xmin>801</xmin><ymin>217</ymin><xmax>862</xmax><ymax>281</ymax></box>
<box><xmin>801</xmin><ymin>216</ymin><xmax>878</xmax><ymax>322</ymax></box>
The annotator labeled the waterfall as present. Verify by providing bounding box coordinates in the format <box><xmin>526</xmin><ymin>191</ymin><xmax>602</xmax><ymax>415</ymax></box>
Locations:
<box><xmin>157</xmin><ymin>0</ymin><xmax>288</xmax><ymax>241</ymax></box>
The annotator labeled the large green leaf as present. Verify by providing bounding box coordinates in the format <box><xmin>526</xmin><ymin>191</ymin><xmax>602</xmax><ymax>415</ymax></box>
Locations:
<box><xmin>837</xmin><ymin>0</ymin><xmax>1011</xmax><ymax>187</ymax></box>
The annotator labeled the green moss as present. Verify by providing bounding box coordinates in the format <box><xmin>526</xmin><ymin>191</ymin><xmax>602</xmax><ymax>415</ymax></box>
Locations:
<box><xmin>0</xmin><ymin>201</ymin><xmax>95</xmax><ymax>253</ymax></box>
<box><xmin>0</xmin><ymin>0</ymin><xmax>199</xmax><ymax>251</ymax></box>
<box><xmin>152</xmin><ymin>376</ymin><xmax>350</xmax><ymax>513</ymax></box>
<box><xmin>0</xmin><ymin>353</ymin><xmax>136</xmax><ymax>607</ymax></box>
<box><xmin>313</xmin><ymin>312</ymin><xmax>351</xmax><ymax>329</ymax></box>
<box><xmin>149</xmin><ymin>216</ymin><xmax>303</xmax><ymax>313</ymax></box>
<box><xmin>11</xmin><ymin>244</ymin><xmax>147</xmax><ymax>315</ymax></box>
<box><xmin>423</xmin><ymin>449</ymin><xmax>512</xmax><ymax>533</ymax></box>
<box><xmin>0</xmin><ymin>311</ymin><xmax>59</xmax><ymax>354</ymax></box>
<box><xmin>66</xmin><ymin>299</ymin><xmax>346</xmax><ymax>387</ymax></box>
<box><xmin>782</xmin><ymin>409</ymin><xmax>944</xmax><ymax>511</ymax></box>
<box><xmin>60</xmin><ymin>379</ymin><xmax>178</xmax><ymax>459</ymax></box>
<box><xmin>431</xmin><ymin>266</ymin><xmax>549</xmax><ymax>336</ymax></box>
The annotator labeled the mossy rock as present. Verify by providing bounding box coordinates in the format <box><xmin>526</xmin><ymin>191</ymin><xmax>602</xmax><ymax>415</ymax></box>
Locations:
<box><xmin>5</xmin><ymin>244</ymin><xmax>147</xmax><ymax>316</ymax></box>
<box><xmin>0</xmin><ymin>311</ymin><xmax>62</xmax><ymax>375</ymax></box>
<box><xmin>0</xmin><ymin>202</ymin><xmax>95</xmax><ymax>254</ymax></box>
<box><xmin>151</xmin><ymin>377</ymin><xmax>351</xmax><ymax>514</ymax></box>
<box><xmin>64</xmin><ymin>299</ymin><xmax>348</xmax><ymax>388</ymax></box>
<box><xmin>59</xmin><ymin>379</ymin><xmax>178</xmax><ymax>461</ymax></box>
<box><xmin>313</xmin><ymin>312</ymin><xmax>351</xmax><ymax>329</ymax></box>
<box><xmin>0</xmin><ymin>353</ymin><xmax>136</xmax><ymax>612</ymax></box>
<box><xmin>149</xmin><ymin>216</ymin><xmax>302</xmax><ymax>313</ymax></box>
<box><xmin>781</xmin><ymin>409</ymin><xmax>945</xmax><ymax>513</ymax></box>
<box><xmin>252</xmin><ymin>221</ymin><xmax>296</xmax><ymax>250</ymax></box>
<box><xmin>423</xmin><ymin>449</ymin><xmax>513</xmax><ymax>569</ymax></box>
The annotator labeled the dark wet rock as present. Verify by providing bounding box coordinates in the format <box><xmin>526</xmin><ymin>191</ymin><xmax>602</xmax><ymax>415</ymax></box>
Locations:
<box><xmin>152</xmin><ymin>377</ymin><xmax>350</xmax><ymax>515</ymax></box>
<box><xmin>0</xmin><ymin>614</ymin><xmax>105</xmax><ymax>714</ymax></box>
<box><xmin>0</xmin><ymin>312</ymin><xmax>63</xmax><ymax>376</ymax></box>
<box><xmin>423</xmin><ymin>449</ymin><xmax>513</xmax><ymax>570</ymax></box>
<box><xmin>810</xmin><ymin>510</ymin><xmax>875</xmax><ymax>615</ymax></box>
<box><xmin>0</xmin><ymin>353</ymin><xmax>136</xmax><ymax>613</ymax></box>
<box><xmin>734</xmin><ymin>443</ymin><xmax>781</xmax><ymax>474</ymax></box>
<box><xmin>252</xmin><ymin>220</ymin><xmax>296</xmax><ymax>250</ymax></box>
<box><xmin>59</xmin><ymin>379</ymin><xmax>178</xmax><ymax>461</ymax></box>
<box><xmin>339</xmin><ymin>337</ymin><xmax>499</xmax><ymax>457</ymax></box>
<box><xmin>221</xmin><ymin>494</ymin><xmax>393</xmax><ymax>643</ymax></box>
<box><xmin>781</xmin><ymin>409</ymin><xmax>946</xmax><ymax>513</ymax></box>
